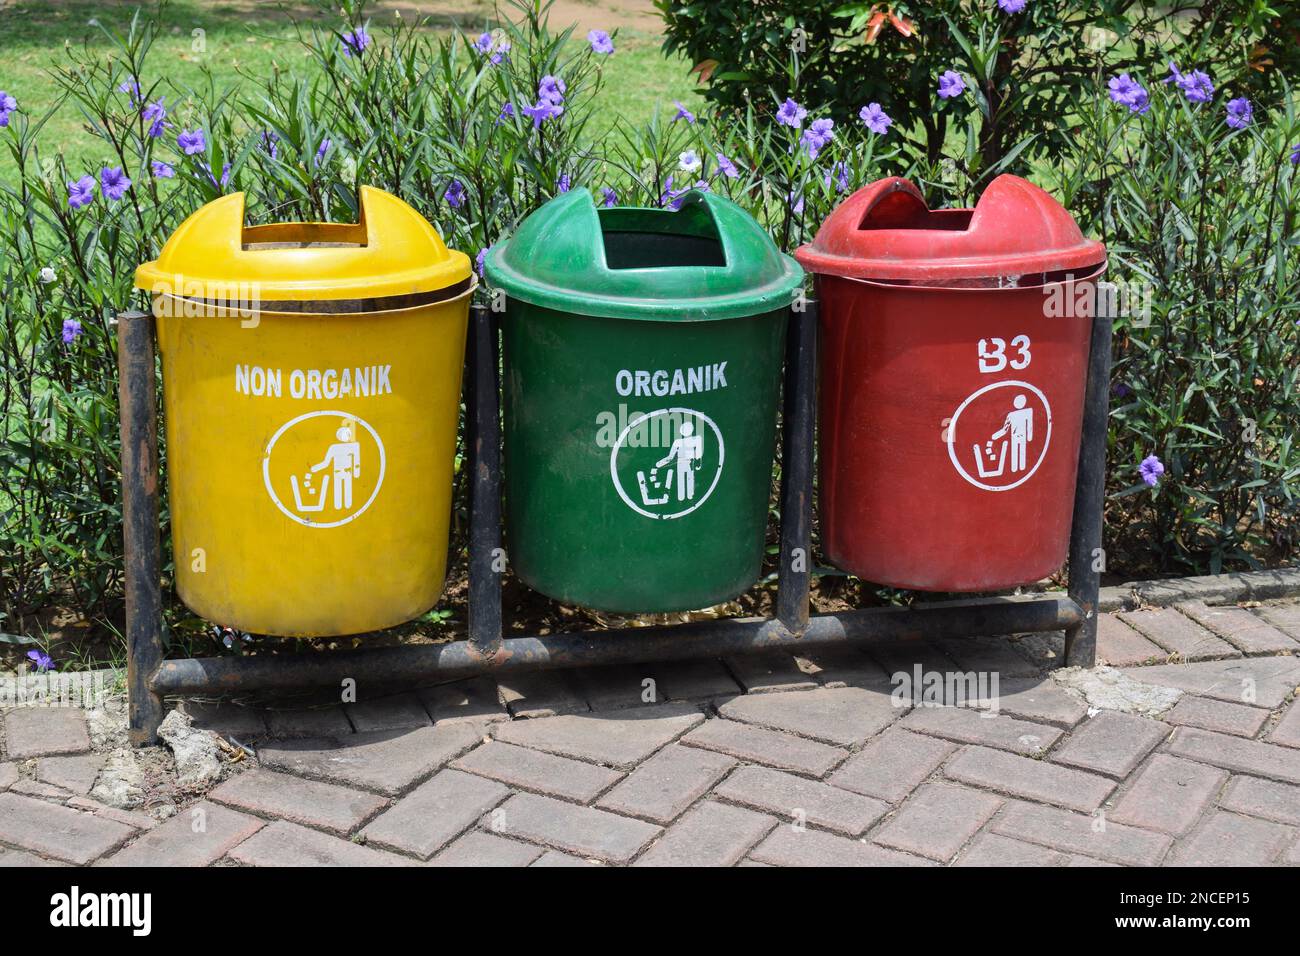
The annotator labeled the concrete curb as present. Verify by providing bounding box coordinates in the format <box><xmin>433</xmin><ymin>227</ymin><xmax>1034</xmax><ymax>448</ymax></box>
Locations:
<box><xmin>1098</xmin><ymin>567</ymin><xmax>1300</xmax><ymax>612</ymax></box>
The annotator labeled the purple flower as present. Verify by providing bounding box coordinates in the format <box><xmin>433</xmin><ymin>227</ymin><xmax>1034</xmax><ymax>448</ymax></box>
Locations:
<box><xmin>588</xmin><ymin>30</ymin><xmax>614</xmax><ymax>55</ymax></box>
<box><xmin>789</xmin><ymin>189</ymin><xmax>804</xmax><ymax>215</ymax></box>
<box><xmin>538</xmin><ymin>75</ymin><xmax>566</xmax><ymax>106</ymax></box>
<box><xmin>142</xmin><ymin>98</ymin><xmax>167</xmax><ymax>138</ymax></box>
<box><xmin>776</xmin><ymin>97</ymin><xmax>807</xmax><ymax>128</ymax></box>
<box><xmin>61</xmin><ymin>319</ymin><xmax>82</xmax><ymax>344</ymax></box>
<box><xmin>100</xmin><ymin>166</ymin><xmax>131</xmax><ymax>202</ymax></box>
<box><xmin>557</xmin><ymin>173</ymin><xmax>571</xmax><ymax>193</ymax></box>
<box><xmin>1139</xmin><ymin>454</ymin><xmax>1165</xmax><ymax>488</ymax></box>
<box><xmin>998</xmin><ymin>0</ymin><xmax>1027</xmax><ymax>11</ymax></box>
<box><xmin>1225</xmin><ymin>97</ymin><xmax>1252</xmax><ymax>129</ymax></box>
<box><xmin>938</xmin><ymin>70</ymin><xmax>967</xmax><ymax>99</ymax></box>
<box><xmin>151</xmin><ymin>160</ymin><xmax>175</xmax><ymax>179</ymax></box>
<box><xmin>474</xmin><ymin>32</ymin><xmax>494</xmax><ymax>54</ymax></box>
<box><xmin>1107</xmin><ymin>73</ymin><xmax>1150</xmax><ymax>114</ymax></box>
<box><xmin>824</xmin><ymin>161</ymin><xmax>850</xmax><ymax>193</ymax></box>
<box><xmin>601</xmin><ymin>186</ymin><xmax>618</xmax><ymax>206</ymax></box>
<box><xmin>1111</xmin><ymin>382</ymin><xmax>1131</xmax><ymax>399</ymax></box>
<box><xmin>207</xmin><ymin>162</ymin><xmax>231</xmax><ymax>189</ymax></box>
<box><xmin>521</xmin><ymin>100</ymin><xmax>562</xmax><ymax>128</ymax></box>
<box><xmin>475</xmin><ymin>246</ymin><xmax>489</xmax><ymax>276</ymax></box>
<box><xmin>117</xmin><ymin>78</ymin><xmax>141</xmax><ymax>102</ymax></box>
<box><xmin>316</xmin><ymin>138</ymin><xmax>332</xmax><ymax>164</ymax></box>
<box><xmin>341</xmin><ymin>27</ymin><xmax>370</xmax><ymax>57</ymax></box>
<box><xmin>446</xmin><ymin>179</ymin><xmax>466</xmax><ymax>208</ymax></box>
<box><xmin>673</xmin><ymin>100</ymin><xmax>696</xmax><ymax>123</ymax></box>
<box><xmin>497</xmin><ymin>101</ymin><xmax>515</xmax><ymax>123</ymax></box>
<box><xmin>1291</xmin><ymin>144</ymin><xmax>1300</xmax><ymax>165</ymax></box>
<box><xmin>67</xmin><ymin>176</ymin><xmax>96</xmax><ymax>209</ymax></box>
<box><xmin>0</xmin><ymin>90</ymin><xmax>17</xmax><ymax>126</ymax></box>
<box><xmin>660</xmin><ymin>175</ymin><xmax>690</xmax><ymax>210</ymax></box>
<box><xmin>859</xmin><ymin>102</ymin><xmax>892</xmax><ymax>134</ymax></box>
<box><xmin>801</xmin><ymin>117</ymin><xmax>835</xmax><ymax>159</ymax></box>
<box><xmin>261</xmin><ymin>129</ymin><xmax>280</xmax><ymax>159</ymax></box>
<box><xmin>716</xmin><ymin>153</ymin><xmax>739</xmax><ymax>179</ymax></box>
<box><xmin>490</xmin><ymin>39</ymin><xmax>510</xmax><ymax>65</ymax></box>
<box><xmin>177</xmin><ymin>128</ymin><xmax>205</xmax><ymax>155</ymax></box>
<box><xmin>1167</xmin><ymin>63</ymin><xmax>1213</xmax><ymax>103</ymax></box>
<box><xmin>26</xmin><ymin>649</ymin><xmax>56</xmax><ymax>673</ymax></box>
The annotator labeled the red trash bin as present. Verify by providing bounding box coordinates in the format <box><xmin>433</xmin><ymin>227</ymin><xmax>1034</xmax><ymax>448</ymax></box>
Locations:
<box><xmin>795</xmin><ymin>175</ymin><xmax>1106</xmax><ymax>591</ymax></box>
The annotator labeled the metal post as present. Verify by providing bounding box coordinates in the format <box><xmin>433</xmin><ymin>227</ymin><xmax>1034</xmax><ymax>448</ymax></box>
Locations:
<box><xmin>776</xmin><ymin>300</ymin><xmax>817</xmax><ymax>633</ymax></box>
<box><xmin>466</xmin><ymin>304</ymin><xmax>503</xmax><ymax>659</ymax></box>
<box><xmin>117</xmin><ymin>311</ymin><xmax>166</xmax><ymax>745</ymax></box>
<box><xmin>1064</xmin><ymin>289</ymin><xmax>1114</xmax><ymax>668</ymax></box>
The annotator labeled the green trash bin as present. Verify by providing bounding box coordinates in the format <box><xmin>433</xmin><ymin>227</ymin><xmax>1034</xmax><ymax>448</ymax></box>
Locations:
<box><xmin>484</xmin><ymin>187</ymin><xmax>803</xmax><ymax>612</ymax></box>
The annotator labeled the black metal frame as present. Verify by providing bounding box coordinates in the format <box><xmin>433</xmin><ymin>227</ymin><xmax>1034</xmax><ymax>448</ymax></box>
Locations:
<box><xmin>119</xmin><ymin>299</ymin><xmax>1111</xmax><ymax>746</ymax></box>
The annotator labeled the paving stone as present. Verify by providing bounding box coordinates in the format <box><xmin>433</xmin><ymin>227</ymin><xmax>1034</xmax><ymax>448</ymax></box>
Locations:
<box><xmin>649</xmin><ymin>659</ymin><xmax>742</xmax><ymax>702</ymax></box>
<box><xmin>258</xmin><ymin>724</ymin><xmax>481</xmax><ymax>795</ymax></box>
<box><xmin>865</xmin><ymin>640</ymin><xmax>962</xmax><ymax>683</ymax></box>
<box><xmin>11</xmin><ymin>778</ymin><xmax>71</xmax><ymax>799</ymax></box>
<box><xmin>634</xmin><ymin>801</ymin><xmax>775</xmax><ymax>867</ymax></box>
<box><xmin>228</xmin><ymin>820</ymin><xmax>410</xmax><ymax>866</ymax></box>
<box><xmin>1118</xmin><ymin>607</ymin><xmax>1238</xmax><ymax>661</ymax></box>
<box><xmin>490</xmin><ymin>703</ymin><xmax>703</xmax><ymax>769</ymax></box>
<box><xmin>1176</xmin><ymin>601</ymin><xmax>1299</xmax><ymax>654</ymax></box>
<box><xmin>498</xmin><ymin>671</ymin><xmax>590</xmax><ymax>719</ymax></box>
<box><xmin>208</xmin><ymin>768</ymin><xmax>387</xmax><ymax>835</ymax></box>
<box><xmin>530</xmin><ymin>850</ymin><xmax>599</xmax><ymax>867</ymax></box>
<box><xmin>1169</xmin><ymin>810</ymin><xmax>1295</xmax><ymax>866</ymax></box>
<box><xmin>419</xmin><ymin>677</ymin><xmax>508</xmax><ymax>726</ymax></box>
<box><xmin>1268</xmin><ymin>700</ymin><xmax>1300</xmax><ymax>749</ymax></box>
<box><xmin>681</xmin><ymin>718</ymin><xmax>846</xmax><ymax>777</ymax></box>
<box><xmin>362</xmin><ymin>769</ymin><xmax>510</xmax><ymax>859</ymax></box>
<box><xmin>105</xmin><ymin>801</ymin><xmax>262</xmax><ymax>867</ymax></box>
<box><xmin>573</xmin><ymin>664</ymin><xmax>670</xmax><ymax>711</ymax></box>
<box><xmin>718</xmin><ymin>687</ymin><xmax>900</xmax><ymax>747</ymax></box>
<box><xmin>829</xmin><ymin>728</ymin><xmax>956</xmax><ymax>802</ymax></box>
<box><xmin>936</xmin><ymin>635</ymin><xmax>1044</xmax><ymax>678</ymax></box>
<box><xmin>35</xmin><ymin>754</ymin><xmax>103</xmax><ymax>796</ymax></box>
<box><xmin>993</xmin><ymin>801</ymin><xmax>1172</xmax><ymax>866</ymax></box>
<box><xmin>1011</xmin><ymin>631</ymin><xmax>1065</xmax><ymax>668</ymax></box>
<box><xmin>64</xmin><ymin>797</ymin><xmax>157</xmax><ymax>830</ymax></box>
<box><xmin>0</xmin><ymin>763</ymin><xmax>17</xmax><ymax>789</ymax></box>
<box><xmin>1254</xmin><ymin>603</ymin><xmax>1300</xmax><ymax>640</ymax></box>
<box><xmin>429</xmin><ymin>831</ymin><xmax>543</xmax><ymax>867</ymax></box>
<box><xmin>452</xmin><ymin>741</ymin><xmax>621</xmax><ymax>802</ymax></box>
<box><xmin>1218</xmin><ymin>775</ymin><xmax>1300</xmax><ymax>826</ymax></box>
<box><xmin>873</xmin><ymin>782</ymin><xmax>1002</xmax><ymax>862</ymax></box>
<box><xmin>723</xmin><ymin>653</ymin><xmax>818</xmax><ymax>693</ymax></box>
<box><xmin>1165</xmin><ymin>727</ymin><xmax>1300</xmax><ymax>784</ymax></box>
<box><xmin>973</xmin><ymin>677</ymin><xmax>1089</xmax><ymax>729</ymax></box>
<box><xmin>899</xmin><ymin>706</ymin><xmax>1061</xmax><ymax>755</ymax></box>
<box><xmin>1286</xmin><ymin>838</ymin><xmax>1300</xmax><ymax>865</ymax></box>
<box><xmin>3</xmin><ymin>708</ymin><xmax>91</xmax><ymax>759</ymax></box>
<box><xmin>713</xmin><ymin>765</ymin><xmax>889</xmax><ymax>836</ymax></box>
<box><xmin>0</xmin><ymin>792</ymin><xmax>134</xmax><ymax>864</ymax></box>
<box><xmin>488</xmin><ymin>793</ymin><xmax>660</xmax><ymax>864</ymax></box>
<box><xmin>945</xmin><ymin>746</ymin><xmax>1115</xmax><ymax>812</ymax></box>
<box><xmin>0</xmin><ymin>848</ymin><xmax>66</xmax><ymax>867</ymax></box>
<box><xmin>345</xmin><ymin>693</ymin><xmax>432</xmax><ymax>732</ymax></box>
<box><xmin>1108</xmin><ymin>755</ymin><xmax>1227</xmax><ymax>835</ymax></box>
<box><xmin>955</xmin><ymin>833</ymin><xmax>1068</xmax><ymax>866</ymax></box>
<box><xmin>1051</xmin><ymin>711</ymin><xmax>1169</xmax><ymax>779</ymax></box>
<box><xmin>1094</xmin><ymin>614</ymin><xmax>1167</xmax><ymax>666</ymax></box>
<box><xmin>792</xmin><ymin>648</ymin><xmax>889</xmax><ymax>688</ymax></box>
<box><xmin>1164</xmin><ymin>695</ymin><xmax>1270</xmax><ymax>738</ymax></box>
<box><xmin>597</xmin><ymin>744</ymin><xmax>734</xmax><ymax>824</ymax></box>
<box><xmin>749</xmin><ymin>826</ymin><xmax>934</xmax><ymax>867</ymax></box>
<box><xmin>265</xmin><ymin>706</ymin><xmax>353</xmax><ymax>738</ymax></box>
<box><xmin>177</xmin><ymin>700</ymin><xmax>268</xmax><ymax>738</ymax></box>
<box><xmin>1131</xmin><ymin>656</ymin><xmax>1300</xmax><ymax>709</ymax></box>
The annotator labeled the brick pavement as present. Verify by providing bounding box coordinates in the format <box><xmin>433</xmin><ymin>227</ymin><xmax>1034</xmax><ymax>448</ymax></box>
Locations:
<box><xmin>1</xmin><ymin>596</ymin><xmax>1298</xmax><ymax>866</ymax></box>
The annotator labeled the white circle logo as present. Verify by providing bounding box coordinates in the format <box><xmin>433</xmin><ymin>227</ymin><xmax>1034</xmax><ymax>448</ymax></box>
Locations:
<box><xmin>946</xmin><ymin>380</ymin><xmax>1052</xmax><ymax>492</ymax></box>
<box><xmin>610</xmin><ymin>407</ymin><xmax>725</xmax><ymax>520</ymax></box>
<box><xmin>262</xmin><ymin>410</ymin><xmax>386</xmax><ymax>528</ymax></box>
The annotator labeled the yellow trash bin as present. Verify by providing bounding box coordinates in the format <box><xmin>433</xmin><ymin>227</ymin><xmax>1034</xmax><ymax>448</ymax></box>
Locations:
<box><xmin>134</xmin><ymin>186</ymin><xmax>473</xmax><ymax>636</ymax></box>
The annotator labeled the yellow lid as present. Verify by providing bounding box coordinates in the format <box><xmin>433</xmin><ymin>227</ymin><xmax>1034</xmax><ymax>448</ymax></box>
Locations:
<box><xmin>135</xmin><ymin>186</ymin><xmax>471</xmax><ymax>301</ymax></box>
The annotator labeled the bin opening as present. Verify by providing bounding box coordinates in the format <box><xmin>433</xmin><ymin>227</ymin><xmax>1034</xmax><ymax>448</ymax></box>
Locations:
<box><xmin>858</xmin><ymin>188</ymin><xmax>973</xmax><ymax>232</ymax></box>
<box><xmin>241</xmin><ymin>220</ymin><xmax>369</xmax><ymax>250</ymax></box>
<box><xmin>598</xmin><ymin>203</ymin><xmax>727</xmax><ymax>270</ymax></box>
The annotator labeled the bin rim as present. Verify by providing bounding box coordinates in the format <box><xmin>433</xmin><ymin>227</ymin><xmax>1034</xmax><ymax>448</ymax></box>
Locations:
<box><xmin>484</xmin><ymin>187</ymin><xmax>803</xmax><ymax>322</ymax></box>
<box><xmin>794</xmin><ymin>174</ymin><xmax>1106</xmax><ymax>284</ymax></box>
<box><xmin>135</xmin><ymin>186</ymin><xmax>472</xmax><ymax>302</ymax></box>
<box><xmin>813</xmin><ymin>259</ymin><xmax>1108</xmax><ymax>293</ymax></box>
<box><xmin>148</xmin><ymin>278</ymin><xmax>477</xmax><ymax>321</ymax></box>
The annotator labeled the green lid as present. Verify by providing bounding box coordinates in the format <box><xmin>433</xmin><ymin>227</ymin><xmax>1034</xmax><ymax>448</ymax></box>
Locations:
<box><xmin>484</xmin><ymin>187</ymin><xmax>803</xmax><ymax>321</ymax></box>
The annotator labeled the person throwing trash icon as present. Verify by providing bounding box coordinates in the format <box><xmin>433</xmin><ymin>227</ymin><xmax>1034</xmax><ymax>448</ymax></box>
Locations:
<box><xmin>655</xmin><ymin>420</ymin><xmax>704</xmax><ymax>502</ymax></box>
<box><xmin>311</xmin><ymin>420</ymin><xmax>362</xmax><ymax>511</ymax></box>
<box><xmin>990</xmin><ymin>394</ymin><xmax>1034</xmax><ymax>473</ymax></box>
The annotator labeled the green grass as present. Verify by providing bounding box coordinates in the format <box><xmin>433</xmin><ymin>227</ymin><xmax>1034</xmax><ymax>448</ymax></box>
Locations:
<box><xmin>0</xmin><ymin>0</ymin><xmax>698</xmax><ymax>175</ymax></box>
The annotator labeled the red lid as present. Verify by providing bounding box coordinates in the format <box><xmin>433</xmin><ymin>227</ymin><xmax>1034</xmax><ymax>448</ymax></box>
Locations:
<box><xmin>794</xmin><ymin>174</ymin><xmax>1105</xmax><ymax>284</ymax></box>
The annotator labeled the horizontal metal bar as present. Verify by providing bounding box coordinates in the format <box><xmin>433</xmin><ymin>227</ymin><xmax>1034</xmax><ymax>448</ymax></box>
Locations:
<box><xmin>149</xmin><ymin>595</ymin><xmax>1081</xmax><ymax>696</ymax></box>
